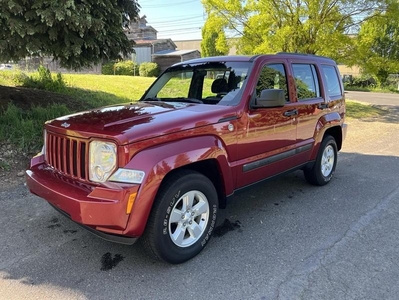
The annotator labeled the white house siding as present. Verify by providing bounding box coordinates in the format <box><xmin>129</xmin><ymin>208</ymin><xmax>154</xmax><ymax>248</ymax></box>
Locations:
<box><xmin>133</xmin><ymin>47</ymin><xmax>152</xmax><ymax>64</ymax></box>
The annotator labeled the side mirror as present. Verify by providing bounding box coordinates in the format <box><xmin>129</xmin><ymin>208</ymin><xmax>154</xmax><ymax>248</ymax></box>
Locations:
<box><xmin>254</xmin><ymin>89</ymin><xmax>285</xmax><ymax>108</ymax></box>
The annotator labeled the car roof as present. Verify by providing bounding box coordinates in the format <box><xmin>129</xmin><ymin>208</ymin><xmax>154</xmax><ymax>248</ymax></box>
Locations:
<box><xmin>172</xmin><ymin>53</ymin><xmax>336</xmax><ymax>67</ymax></box>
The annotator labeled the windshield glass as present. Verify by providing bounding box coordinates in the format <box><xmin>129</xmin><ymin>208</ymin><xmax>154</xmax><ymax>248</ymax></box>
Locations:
<box><xmin>141</xmin><ymin>61</ymin><xmax>252</xmax><ymax>106</ymax></box>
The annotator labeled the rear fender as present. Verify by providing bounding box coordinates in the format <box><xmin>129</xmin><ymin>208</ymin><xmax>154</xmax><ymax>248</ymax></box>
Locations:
<box><xmin>310</xmin><ymin>112</ymin><xmax>344</xmax><ymax>160</ymax></box>
<box><xmin>122</xmin><ymin>136</ymin><xmax>233</xmax><ymax>236</ymax></box>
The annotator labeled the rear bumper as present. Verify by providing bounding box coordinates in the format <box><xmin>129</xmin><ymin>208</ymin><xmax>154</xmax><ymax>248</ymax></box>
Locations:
<box><xmin>26</xmin><ymin>156</ymin><xmax>140</xmax><ymax>240</ymax></box>
<box><xmin>342</xmin><ymin>123</ymin><xmax>348</xmax><ymax>141</ymax></box>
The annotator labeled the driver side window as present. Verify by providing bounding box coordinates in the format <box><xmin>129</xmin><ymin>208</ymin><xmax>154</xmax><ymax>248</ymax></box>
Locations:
<box><xmin>256</xmin><ymin>64</ymin><xmax>289</xmax><ymax>102</ymax></box>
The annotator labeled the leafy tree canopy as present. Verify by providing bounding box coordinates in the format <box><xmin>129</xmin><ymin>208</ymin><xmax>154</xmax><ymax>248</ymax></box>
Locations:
<box><xmin>0</xmin><ymin>0</ymin><xmax>139</xmax><ymax>69</ymax></box>
<box><xmin>201</xmin><ymin>14</ymin><xmax>229</xmax><ymax>57</ymax></box>
<box><xmin>355</xmin><ymin>2</ymin><xmax>399</xmax><ymax>85</ymax></box>
<box><xmin>201</xmin><ymin>0</ymin><xmax>391</xmax><ymax>63</ymax></box>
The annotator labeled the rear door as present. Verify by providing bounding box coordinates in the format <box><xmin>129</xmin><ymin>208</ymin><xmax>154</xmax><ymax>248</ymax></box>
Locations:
<box><xmin>288</xmin><ymin>62</ymin><xmax>326</xmax><ymax>159</ymax></box>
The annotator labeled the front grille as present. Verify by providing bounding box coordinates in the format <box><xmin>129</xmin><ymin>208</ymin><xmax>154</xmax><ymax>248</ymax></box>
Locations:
<box><xmin>45</xmin><ymin>132</ymin><xmax>88</xmax><ymax>181</ymax></box>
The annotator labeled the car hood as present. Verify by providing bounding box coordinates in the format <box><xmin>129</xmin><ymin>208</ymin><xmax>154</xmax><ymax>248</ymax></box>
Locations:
<box><xmin>46</xmin><ymin>101</ymin><xmax>236</xmax><ymax>145</ymax></box>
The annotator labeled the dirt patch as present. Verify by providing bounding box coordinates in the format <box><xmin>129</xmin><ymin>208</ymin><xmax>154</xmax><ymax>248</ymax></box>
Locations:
<box><xmin>0</xmin><ymin>85</ymin><xmax>84</xmax><ymax>112</ymax></box>
<box><xmin>0</xmin><ymin>142</ymin><xmax>30</xmax><ymax>190</ymax></box>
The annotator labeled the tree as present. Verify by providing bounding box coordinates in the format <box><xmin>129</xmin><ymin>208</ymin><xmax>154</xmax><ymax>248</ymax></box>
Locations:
<box><xmin>201</xmin><ymin>0</ymin><xmax>390</xmax><ymax>62</ymax></box>
<box><xmin>0</xmin><ymin>0</ymin><xmax>139</xmax><ymax>69</ymax></box>
<box><xmin>355</xmin><ymin>2</ymin><xmax>399</xmax><ymax>85</ymax></box>
<box><xmin>201</xmin><ymin>14</ymin><xmax>229</xmax><ymax>57</ymax></box>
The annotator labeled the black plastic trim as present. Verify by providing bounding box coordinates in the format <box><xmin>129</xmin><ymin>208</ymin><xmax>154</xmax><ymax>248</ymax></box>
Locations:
<box><xmin>49</xmin><ymin>203</ymin><xmax>138</xmax><ymax>245</ymax></box>
<box><xmin>243</xmin><ymin>144</ymin><xmax>312</xmax><ymax>172</ymax></box>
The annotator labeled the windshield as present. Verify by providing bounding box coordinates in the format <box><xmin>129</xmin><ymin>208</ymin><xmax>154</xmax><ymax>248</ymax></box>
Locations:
<box><xmin>140</xmin><ymin>61</ymin><xmax>252</xmax><ymax>106</ymax></box>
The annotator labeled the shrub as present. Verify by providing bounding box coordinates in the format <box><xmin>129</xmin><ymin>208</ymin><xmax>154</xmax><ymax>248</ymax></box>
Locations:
<box><xmin>22</xmin><ymin>65</ymin><xmax>66</xmax><ymax>92</ymax></box>
<box><xmin>101</xmin><ymin>60</ymin><xmax>139</xmax><ymax>76</ymax></box>
<box><xmin>139</xmin><ymin>62</ymin><xmax>160</xmax><ymax>77</ymax></box>
<box><xmin>101</xmin><ymin>62</ymin><xmax>115</xmax><ymax>75</ymax></box>
<box><xmin>115</xmin><ymin>61</ymin><xmax>139</xmax><ymax>76</ymax></box>
<box><xmin>344</xmin><ymin>75</ymin><xmax>376</xmax><ymax>88</ymax></box>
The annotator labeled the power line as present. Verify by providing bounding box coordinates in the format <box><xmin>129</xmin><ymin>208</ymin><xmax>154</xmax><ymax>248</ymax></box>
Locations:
<box><xmin>148</xmin><ymin>15</ymin><xmax>203</xmax><ymax>25</ymax></box>
<box><xmin>140</xmin><ymin>0</ymin><xmax>197</xmax><ymax>9</ymax></box>
<box><xmin>157</xmin><ymin>26</ymin><xmax>202</xmax><ymax>33</ymax></box>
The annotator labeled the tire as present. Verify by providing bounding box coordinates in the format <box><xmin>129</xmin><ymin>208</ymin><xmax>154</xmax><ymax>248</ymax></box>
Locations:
<box><xmin>142</xmin><ymin>170</ymin><xmax>218</xmax><ymax>264</ymax></box>
<box><xmin>304</xmin><ymin>135</ymin><xmax>337</xmax><ymax>186</ymax></box>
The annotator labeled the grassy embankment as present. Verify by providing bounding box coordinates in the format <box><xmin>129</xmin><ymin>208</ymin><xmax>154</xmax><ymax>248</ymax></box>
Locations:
<box><xmin>0</xmin><ymin>69</ymin><xmax>388</xmax><ymax>154</ymax></box>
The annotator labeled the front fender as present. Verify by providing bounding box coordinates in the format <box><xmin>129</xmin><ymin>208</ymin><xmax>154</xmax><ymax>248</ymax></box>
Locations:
<box><xmin>122</xmin><ymin>135</ymin><xmax>232</xmax><ymax>237</ymax></box>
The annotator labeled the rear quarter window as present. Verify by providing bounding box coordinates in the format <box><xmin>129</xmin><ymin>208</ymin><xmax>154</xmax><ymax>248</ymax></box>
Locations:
<box><xmin>321</xmin><ymin>65</ymin><xmax>342</xmax><ymax>97</ymax></box>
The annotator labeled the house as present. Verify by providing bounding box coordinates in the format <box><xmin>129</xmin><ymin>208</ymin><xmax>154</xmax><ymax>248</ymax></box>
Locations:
<box><xmin>153</xmin><ymin>49</ymin><xmax>201</xmax><ymax>72</ymax></box>
<box><xmin>127</xmin><ymin>16</ymin><xmax>201</xmax><ymax>69</ymax></box>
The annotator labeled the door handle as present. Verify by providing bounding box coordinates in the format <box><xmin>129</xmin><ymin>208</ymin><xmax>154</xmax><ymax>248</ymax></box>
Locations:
<box><xmin>283</xmin><ymin>109</ymin><xmax>298</xmax><ymax>117</ymax></box>
<box><xmin>318</xmin><ymin>103</ymin><xmax>329</xmax><ymax>109</ymax></box>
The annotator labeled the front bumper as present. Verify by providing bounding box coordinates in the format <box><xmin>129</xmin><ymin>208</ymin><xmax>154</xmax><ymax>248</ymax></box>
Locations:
<box><xmin>26</xmin><ymin>156</ymin><xmax>140</xmax><ymax>243</ymax></box>
<box><xmin>49</xmin><ymin>203</ymin><xmax>137</xmax><ymax>245</ymax></box>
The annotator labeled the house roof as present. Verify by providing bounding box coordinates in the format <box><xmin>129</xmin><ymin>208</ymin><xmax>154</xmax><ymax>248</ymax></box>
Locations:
<box><xmin>134</xmin><ymin>39</ymin><xmax>177</xmax><ymax>48</ymax></box>
<box><xmin>153</xmin><ymin>49</ymin><xmax>200</xmax><ymax>56</ymax></box>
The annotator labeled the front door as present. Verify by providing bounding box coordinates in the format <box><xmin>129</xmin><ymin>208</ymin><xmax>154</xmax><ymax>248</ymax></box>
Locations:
<box><xmin>235</xmin><ymin>62</ymin><xmax>298</xmax><ymax>188</ymax></box>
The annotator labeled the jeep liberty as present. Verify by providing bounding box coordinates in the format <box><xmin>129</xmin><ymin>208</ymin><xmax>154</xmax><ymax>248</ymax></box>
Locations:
<box><xmin>26</xmin><ymin>53</ymin><xmax>347</xmax><ymax>264</ymax></box>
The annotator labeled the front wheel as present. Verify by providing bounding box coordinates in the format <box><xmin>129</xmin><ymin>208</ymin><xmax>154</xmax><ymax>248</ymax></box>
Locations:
<box><xmin>142</xmin><ymin>170</ymin><xmax>218</xmax><ymax>264</ymax></box>
<box><xmin>304</xmin><ymin>135</ymin><xmax>338</xmax><ymax>186</ymax></box>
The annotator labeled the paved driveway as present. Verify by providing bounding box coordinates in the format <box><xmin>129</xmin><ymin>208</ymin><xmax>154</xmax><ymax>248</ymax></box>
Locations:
<box><xmin>1</xmin><ymin>93</ymin><xmax>399</xmax><ymax>300</ymax></box>
<box><xmin>346</xmin><ymin>90</ymin><xmax>399</xmax><ymax>106</ymax></box>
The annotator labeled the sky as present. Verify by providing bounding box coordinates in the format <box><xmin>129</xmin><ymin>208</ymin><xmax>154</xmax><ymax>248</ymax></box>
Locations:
<box><xmin>138</xmin><ymin>0</ymin><xmax>206</xmax><ymax>41</ymax></box>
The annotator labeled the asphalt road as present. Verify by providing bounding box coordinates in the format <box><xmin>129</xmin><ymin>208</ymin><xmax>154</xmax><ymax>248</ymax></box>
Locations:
<box><xmin>1</xmin><ymin>92</ymin><xmax>398</xmax><ymax>300</ymax></box>
<box><xmin>346</xmin><ymin>90</ymin><xmax>399</xmax><ymax>106</ymax></box>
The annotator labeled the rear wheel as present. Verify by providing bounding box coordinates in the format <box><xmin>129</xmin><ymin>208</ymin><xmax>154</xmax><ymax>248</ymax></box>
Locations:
<box><xmin>142</xmin><ymin>170</ymin><xmax>218</xmax><ymax>264</ymax></box>
<box><xmin>304</xmin><ymin>135</ymin><xmax>337</xmax><ymax>186</ymax></box>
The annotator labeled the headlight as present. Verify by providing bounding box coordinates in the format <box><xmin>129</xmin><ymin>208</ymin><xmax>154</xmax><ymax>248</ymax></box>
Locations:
<box><xmin>89</xmin><ymin>141</ymin><xmax>117</xmax><ymax>182</ymax></box>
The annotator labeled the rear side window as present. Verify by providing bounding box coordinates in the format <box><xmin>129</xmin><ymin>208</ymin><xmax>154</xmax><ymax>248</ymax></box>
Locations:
<box><xmin>321</xmin><ymin>65</ymin><xmax>342</xmax><ymax>97</ymax></box>
<box><xmin>292</xmin><ymin>64</ymin><xmax>320</xmax><ymax>100</ymax></box>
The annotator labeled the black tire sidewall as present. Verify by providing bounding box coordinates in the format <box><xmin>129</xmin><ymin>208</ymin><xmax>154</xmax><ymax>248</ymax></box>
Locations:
<box><xmin>152</xmin><ymin>172</ymin><xmax>218</xmax><ymax>264</ymax></box>
<box><xmin>315</xmin><ymin>136</ymin><xmax>337</xmax><ymax>184</ymax></box>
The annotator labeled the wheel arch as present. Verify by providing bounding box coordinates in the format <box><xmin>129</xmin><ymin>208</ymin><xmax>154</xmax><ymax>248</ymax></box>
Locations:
<box><xmin>324</xmin><ymin>126</ymin><xmax>343</xmax><ymax>151</ymax></box>
<box><xmin>122</xmin><ymin>136</ymin><xmax>233</xmax><ymax>237</ymax></box>
<box><xmin>162</xmin><ymin>159</ymin><xmax>228</xmax><ymax>209</ymax></box>
<box><xmin>310</xmin><ymin>112</ymin><xmax>344</xmax><ymax>160</ymax></box>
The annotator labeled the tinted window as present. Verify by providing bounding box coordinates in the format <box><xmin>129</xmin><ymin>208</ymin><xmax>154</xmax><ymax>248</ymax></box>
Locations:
<box><xmin>256</xmin><ymin>64</ymin><xmax>289</xmax><ymax>102</ymax></box>
<box><xmin>322</xmin><ymin>65</ymin><xmax>342</xmax><ymax>97</ymax></box>
<box><xmin>292</xmin><ymin>64</ymin><xmax>320</xmax><ymax>100</ymax></box>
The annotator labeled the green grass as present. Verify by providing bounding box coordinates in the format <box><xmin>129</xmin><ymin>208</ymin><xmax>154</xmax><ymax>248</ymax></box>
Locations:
<box><xmin>0</xmin><ymin>70</ymin><xmax>156</xmax><ymax>151</ymax></box>
<box><xmin>346</xmin><ymin>100</ymin><xmax>388</xmax><ymax>119</ymax></box>
<box><xmin>62</xmin><ymin>74</ymin><xmax>155</xmax><ymax>103</ymax></box>
<box><xmin>345</xmin><ymin>85</ymin><xmax>399</xmax><ymax>93</ymax></box>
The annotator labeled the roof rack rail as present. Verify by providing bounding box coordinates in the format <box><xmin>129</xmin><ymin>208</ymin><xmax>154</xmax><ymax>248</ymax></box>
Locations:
<box><xmin>276</xmin><ymin>52</ymin><xmax>332</xmax><ymax>59</ymax></box>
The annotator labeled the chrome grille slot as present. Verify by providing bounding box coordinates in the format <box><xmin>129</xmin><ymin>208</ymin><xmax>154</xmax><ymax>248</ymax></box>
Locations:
<box><xmin>46</xmin><ymin>132</ymin><xmax>88</xmax><ymax>181</ymax></box>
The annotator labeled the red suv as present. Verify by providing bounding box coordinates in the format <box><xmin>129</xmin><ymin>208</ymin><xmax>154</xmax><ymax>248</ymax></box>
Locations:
<box><xmin>26</xmin><ymin>53</ymin><xmax>347</xmax><ymax>263</ymax></box>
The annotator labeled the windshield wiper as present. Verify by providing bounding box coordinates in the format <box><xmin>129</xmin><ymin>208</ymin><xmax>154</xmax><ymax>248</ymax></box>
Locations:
<box><xmin>140</xmin><ymin>97</ymin><xmax>160</xmax><ymax>102</ymax></box>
